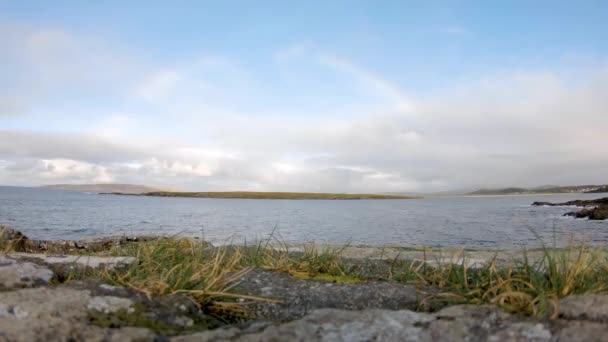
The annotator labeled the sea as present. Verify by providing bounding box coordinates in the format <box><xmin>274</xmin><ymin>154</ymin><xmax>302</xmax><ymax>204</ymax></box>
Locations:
<box><xmin>1</xmin><ymin>186</ymin><xmax>606</xmax><ymax>249</ymax></box>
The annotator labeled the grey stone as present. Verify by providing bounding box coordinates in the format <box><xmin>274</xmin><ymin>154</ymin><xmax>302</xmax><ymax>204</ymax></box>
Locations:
<box><xmin>558</xmin><ymin>295</ymin><xmax>608</xmax><ymax>322</ymax></box>
<box><xmin>0</xmin><ymin>255</ymin><xmax>54</xmax><ymax>290</ymax></box>
<box><xmin>174</xmin><ymin>305</ymin><xmax>608</xmax><ymax>342</ymax></box>
<box><xmin>552</xmin><ymin>320</ymin><xmax>608</xmax><ymax>342</ymax></box>
<box><xmin>0</xmin><ymin>286</ymin><xmax>117</xmax><ymax>341</ymax></box>
<box><xmin>108</xmin><ymin>327</ymin><xmax>158</xmax><ymax>341</ymax></box>
<box><xmin>233</xmin><ymin>269</ymin><xmax>421</xmax><ymax>321</ymax></box>
<box><xmin>87</xmin><ymin>295</ymin><xmax>134</xmax><ymax>314</ymax></box>
<box><xmin>0</xmin><ymin>281</ymin><xmax>219</xmax><ymax>341</ymax></box>
<box><xmin>8</xmin><ymin>252</ymin><xmax>137</xmax><ymax>269</ymax></box>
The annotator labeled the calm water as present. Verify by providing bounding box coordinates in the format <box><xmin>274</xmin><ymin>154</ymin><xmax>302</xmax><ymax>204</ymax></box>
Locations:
<box><xmin>1</xmin><ymin>186</ymin><xmax>607</xmax><ymax>248</ymax></box>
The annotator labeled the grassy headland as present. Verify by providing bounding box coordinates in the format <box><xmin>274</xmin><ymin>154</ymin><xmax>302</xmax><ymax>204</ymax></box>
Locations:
<box><xmin>468</xmin><ymin>184</ymin><xmax>607</xmax><ymax>196</ymax></box>
<box><xmin>142</xmin><ymin>191</ymin><xmax>416</xmax><ymax>200</ymax></box>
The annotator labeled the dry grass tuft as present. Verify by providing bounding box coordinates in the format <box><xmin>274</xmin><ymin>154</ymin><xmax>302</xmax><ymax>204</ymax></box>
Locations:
<box><xmin>238</xmin><ymin>235</ymin><xmax>349</xmax><ymax>280</ymax></box>
<box><xmin>409</xmin><ymin>244</ymin><xmax>608</xmax><ymax>317</ymax></box>
<box><xmin>102</xmin><ymin>238</ymin><xmax>265</xmax><ymax>319</ymax></box>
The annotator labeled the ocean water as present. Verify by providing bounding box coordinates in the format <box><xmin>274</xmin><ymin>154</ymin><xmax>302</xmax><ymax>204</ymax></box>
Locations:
<box><xmin>0</xmin><ymin>186</ymin><xmax>606</xmax><ymax>248</ymax></box>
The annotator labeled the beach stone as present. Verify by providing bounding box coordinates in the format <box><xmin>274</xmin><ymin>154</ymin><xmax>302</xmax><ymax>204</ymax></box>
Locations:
<box><xmin>8</xmin><ymin>252</ymin><xmax>137</xmax><ymax>269</ymax></box>
<box><xmin>107</xmin><ymin>327</ymin><xmax>158</xmax><ymax>341</ymax></box>
<box><xmin>87</xmin><ymin>295</ymin><xmax>135</xmax><ymax>314</ymax></box>
<box><xmin>0</xmin><ymin>286</ymin><xmax>119</xmax><ymax>341</ymax></box>
<box><xmin>233</xmin><ymin>269</ymin><xmax>420</xmax><ymax>321</ymax></box>
<box><xmin>0</xmin><ymin>255</ymin><xmax>54</xmax><ymax>290</ymax></box>
<box><xmin>552</xmin><ymin>320</ymin><xmax>608</xmax><ymax>342</ymax></box>
<box><xmin>6</xmin><ymin>252</ymin><xmax>137</xmax><ymax>281</ymax></box>
<box><xmin>0</xmin><ymin>280</ymin><xmax>225</xmax><ymax>341</ymax></box>
<box><xmin>559</xmin><ymin>295</ymin><xmax>608</xmax><ymax>321</ymax></box>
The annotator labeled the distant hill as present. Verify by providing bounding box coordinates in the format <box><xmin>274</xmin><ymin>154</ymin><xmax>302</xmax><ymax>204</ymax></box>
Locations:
<box><xmin>469</xmin><ymin>187</ymin><xmax>529</xmax><ymax>195</ymax></box>
<box><xmin>40</xmin><ymin>183</ymin><xmax>167</xmax><ymax>194</ymax></box>
<box><xmin>469</xmin><ymin>185</ymin><xmax>606</xmax><ymax>196</ymax></box>
<box><xmin>586</xmin><ymin>186</ymin><xmax>608</xmax><ymax>193</ymax></box>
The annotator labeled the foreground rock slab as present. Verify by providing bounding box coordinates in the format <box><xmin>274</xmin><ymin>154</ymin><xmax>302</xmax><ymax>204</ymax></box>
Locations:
<box><xmin>0</xmin><ymin>285</ymin><xmax>150</xmax><ymax>341</ymax></box>
<box><xmin>0</xmin><ymin>280</ymin><xmax>221</xmax><ymax>341</ymax></box>
<box><xmin>8</xmin><ymin>253</ymin><xmax>136</xmax><ymax>269</ymax></box>
<box><xmin>0</xmin><ymin>256</ymin><xmax>54</xmax><ymax>290</ymax></box>
<box><xmin>233</xmin><ymin>270</ymin><xmax>421</xmax><ymax>321</ymax></box>
<box><xmin>174</xmin><ymin>305</ymin><xmax>608</xmax><ymax>342</ymax></box>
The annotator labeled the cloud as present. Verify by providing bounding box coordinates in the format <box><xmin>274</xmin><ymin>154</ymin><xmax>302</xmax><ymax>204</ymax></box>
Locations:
<box><xmin>6</xmin><ymin>66</ymin><xmax>608</xmax><ymax>192</ymax></box>
<box><xmin>318</xmin><ymin>54</ymin><xmax>416</xmax><ymax>113</ymax></box>
<box><xmin>0</xmin><ymin>24</ymin><xmax>146</xmax><ymax>116</ymax></box>
<box><xmin>3</xmin><ymin>64</ymin><xmax>607</xmax><ymax>192</ymax></box>
<box><xmin>135</xmin><ymin>70</ymin><xmax>182</xmax><ymax>100</ymax></box>
<box><xmin>2</xmin><ymin>24</ymin><xmax>608</xmax><ymax>192</ymax></box>
<box><xmin>0</xmin><ymin>97</ymin><xmax>25</xmax><ymax>116</ymax></box>
<box><xmin>3</xmin><ymin>158</ymin><xmax>113</xmax><ymax>185</ymax></box>
<box><xmin>95</xmin><ymin>115</ymin><xmax>136</xmax><ymax>139</ymax></box>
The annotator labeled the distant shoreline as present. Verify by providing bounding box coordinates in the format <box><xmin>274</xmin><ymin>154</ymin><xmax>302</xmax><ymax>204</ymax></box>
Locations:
<box><xmin>443</xmin><ymin>192</ymin><xmax>604</xmax><ymax>198</ymax></box>
<box><xmin>101</xmin><ymin>191</ymin><xmax>418</xmax><ymax>200</ymax></box>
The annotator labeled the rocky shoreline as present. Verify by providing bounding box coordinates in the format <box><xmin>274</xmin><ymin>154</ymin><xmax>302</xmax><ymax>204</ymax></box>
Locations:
<box><xmin>2</xmin><ymin>226</ymin><xmax>608</xmax><ymax>341</ymax></box>
<box><xmin>533</xmin><ymin>197</ymin><xmax>608</xmax><ymax>220</ymax></box>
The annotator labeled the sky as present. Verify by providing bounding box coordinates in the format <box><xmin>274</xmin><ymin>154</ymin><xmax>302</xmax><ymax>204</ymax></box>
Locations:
<box><xmin>1</xmin><ymin>1</ymin><xmax>607</xmax><ymax>193</ymax></box>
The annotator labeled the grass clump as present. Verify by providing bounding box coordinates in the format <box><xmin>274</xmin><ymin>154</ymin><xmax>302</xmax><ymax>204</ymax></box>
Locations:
<box><xmin>406</xmin><ymin>245</ymin><xmax>608</xmax><ymax>317</ymax></box>
<box><xmin>100</xmin><ymin>238</ymin><xmax>262</xmax><ymax>320</ymax></box>
<box><xmin>238</xmin><ymin>236</ymin><xmax>351</xmax><ymax>281</ymax></box>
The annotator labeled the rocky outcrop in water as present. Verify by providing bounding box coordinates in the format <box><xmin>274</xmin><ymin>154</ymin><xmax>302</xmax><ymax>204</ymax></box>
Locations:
<box><xmin>532</xmin><ymin>197</ymin><xmax>608</xmax><ymax>220</ymax></box>
<box><xmin>532</xmin><ymin>197</ymin><xmax>608</xmax><ymax>207</ymax></box>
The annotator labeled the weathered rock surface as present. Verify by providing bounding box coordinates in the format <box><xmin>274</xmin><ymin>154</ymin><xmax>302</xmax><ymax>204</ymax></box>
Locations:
<box><xmin>233</xmin><ymin>269</ymin><xmax>421</xmax><ymax>321</ymax></box>
<box><xmin>9</xmin><ymin>252</ymin><xmax>136</xmax><ymax>269</ymax></box>
<box><xmin>0</xmin><ymin>280</ymin><xmax>222</xmax><ymax>341</ymax></box>
<box><xmin>0</xmin><ymin>255</ymin><xmax>54</xmax><ymax>290</ymax></box>
<box><xmin>1</xmin><ymin>225</ymin><xmax>208</xmax><ymax>254</ymax></box>
<box><xmin>19</xmin><ymin>235</ymin><xmax>161</xmax><ymax>254</ymax></box>
<box><xmin>1</xmin><ymin>253</ymin><xmax>137</xmax><ymax>284</ymax></box>
<box><xmin>559</xmin><ymin>295</ymin><xmax>608</xmax><ymax>322</ymax></box>
<box><xmin>0</xmin><ymin>267</ymin><xmax>608</xmax><ymax>341</ymax></box>
<box><xmin>0</xmin><ymin>285</ymin><xmax>142</xmax><ymax>341</ymax></box>
<box><xmin>173</xmin><ymin>304</ymin><xmax>608</xmax><ymax>342</ymax></box>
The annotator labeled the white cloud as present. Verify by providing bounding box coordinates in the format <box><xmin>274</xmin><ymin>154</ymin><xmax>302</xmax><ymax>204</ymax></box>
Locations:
<box><xmin>95</xmin><ymin>114</ymin><xmax>135</xmax><ymax>139</ymax></box>
<box><xmin>135</xmin><ymin>70</ymin><xmax>182</xmax><ymax>100</ymax></box>
<box><xmin>4</xmin><ymin>158</ymin><xmax>113</xmax><ymax>184</ymax></box>
<box><xmin>318</xmin><ymin>54</ymin><xmax>416</xmax><ymax>113</ymax></box>
<box><xmin>0</xmin><ymin>97</ymin><xmax>25</xmax><ymax>116</ymax></box>
<box><xmin>2</xmin><ymin>23</ymin><xmax>608</xmax><ymax>192</ymax></box>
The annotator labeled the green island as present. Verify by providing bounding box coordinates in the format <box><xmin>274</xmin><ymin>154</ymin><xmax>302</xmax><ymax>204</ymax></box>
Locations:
<box><xmin>140</xmin><ymin>191</ymin><xmax>416</xmax><ymax>200</ymax></box>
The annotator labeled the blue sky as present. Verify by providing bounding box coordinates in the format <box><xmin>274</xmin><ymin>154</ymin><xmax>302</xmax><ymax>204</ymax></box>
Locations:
<box><xmin>1</xmin><ymin>1</ymin><xmax>607</xmax><ymax>191</ymax></box>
